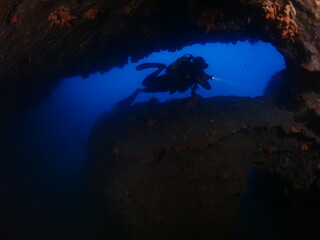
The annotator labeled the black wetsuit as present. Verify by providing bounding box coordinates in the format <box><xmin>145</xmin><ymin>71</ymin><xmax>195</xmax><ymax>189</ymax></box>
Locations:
<box><xmin>114</xmin><ymin>55</ymin><xmax>213</xmax><ymax>109</ymax></box>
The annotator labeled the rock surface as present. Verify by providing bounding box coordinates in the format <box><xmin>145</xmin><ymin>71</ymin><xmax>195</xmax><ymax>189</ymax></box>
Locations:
<box><xmin>87</xmin><ymin>96</ymin><xmax>320</xmax><ymax>239</ymax></box>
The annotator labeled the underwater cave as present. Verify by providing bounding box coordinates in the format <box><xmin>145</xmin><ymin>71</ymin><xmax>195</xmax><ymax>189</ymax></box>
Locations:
<box><xmin>2</xmin><ymin>0</ymin><xmax>320</xmax><ymax>240</ymax></box>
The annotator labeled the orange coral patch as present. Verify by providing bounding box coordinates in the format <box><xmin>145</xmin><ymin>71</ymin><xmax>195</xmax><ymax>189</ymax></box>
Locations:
<box><xmin>262</xmin><ymin>0</ymin><xmax>280</xmax><ymax>20</ymax></box>
<box><xmin>304</xmin><ymin>65</ymin><xmax>312</xmax><ymax>71</ymax></box>
<box><xmin>198</xmin><ymin>144</ymin><xmax>208</xmax><ymax>151</ymax></box>
<box><xmin>264</xmin><ymin>1</ymin><xmax>298</xmax><ymax>43</ymax></box>
<box><xmin>124</xmin><ymin>1</ymin><xmax>143</xmax><ymax>16</ymax></box>
<box><xmin>83</xmin><ymin>9</ymin><xmax>98</xmax><ymax>19</ymax></box>
<box><xmin>49</xmin><ymin>5</ymin><xmax>78</xmax><ymax>27</ymax></box>
<box><xmin>265</xmin><ymin>146</ymin><xmax>278</xmax><ymax>154</ymax></box>
<box><xmin>219</xmin><ymin>172</ymin><xmax>232</xmax><ymax>180</ymax></box>
<box><xmin>291</xmin><ymin>125</ymin><xmax>301</xmax><ymax>133</ymax></box>
<box><xmin>112</xmin><ymin>146</ymin><xmax>121</xmax><ymax>155</ymax></box>
<box><xmin>300</xmin><ymin>142</ymin><xmax>310</xmax><ymax>152</ymax></box>
<box><xmin>12</xmin><ymin>14</ymin><xmax>19</xmax><ymax>24</ymax></box>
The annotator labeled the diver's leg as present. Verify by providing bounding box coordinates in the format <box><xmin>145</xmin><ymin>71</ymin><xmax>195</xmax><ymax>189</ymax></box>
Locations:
<box><xmin>114</xmin><ymin>88</ymin><xmax>142</xmax><ymax>109</ymax></box>
<box><xmin>141</xmin><ymin>64</ymin><xmax>166</xmax><ymax>87</ymax></box>
<box><xmin>114</xmin><ymin>88</ymin><xmax>159</xmax><ymax>109</ymax></box>
<box><xmin>136</xmin><ymin>63</ymin><xmax>166</xmax><ymax>71</ymax></box>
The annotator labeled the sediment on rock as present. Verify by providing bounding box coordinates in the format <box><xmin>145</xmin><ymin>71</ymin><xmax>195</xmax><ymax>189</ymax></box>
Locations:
<box><xmin>87</xmin><ymin>96</ymin><xmax>320</xmax><ymax>239</ymax></box>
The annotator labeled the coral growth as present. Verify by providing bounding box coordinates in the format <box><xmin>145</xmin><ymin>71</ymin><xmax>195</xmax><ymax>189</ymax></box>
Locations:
<box><xmin>112</xmin><ymin>146</ymin><xmax>122</xmax><ymax>155</ymax></box>
<box><xmin>276</xmin><ymin>1</ymin><xmax>298</xmax><ymax>43</ymax></box>
<box><xmin>12</xmin><ymin>14</ymin><xmax>19</xmax><ymax>24</ymax></box>
<box><xmin>262</xmin><ymin>0</ymin><xmax>280</xmax><ymax>20</ymax></box>
<box><xmin>262</xmin><ymin>0</ymin><xmax>298</xmax><ymax>43</ymax></box>
<box><xmin>124</xmin><ymin>0</ymin><xmax>144</xmax><ymax>16</ymax></box>
<box><xmin>48</xmin><ymin>5</ymin><xmax>78</xmax><ymax>27</ymax></box>
<box><xmin>124</xmin><ymin>0</ymin><xmax>159</xmax><ymax>18</ymax></box>
<box><xmin>196</xmin><ymin>10</ymin><xmax>224</xmax><ymax>34</ymax></box>
<box><xmin>301</xmin><ymin>92</ymin><xmax>320</xmax><ymax>115</ymax></box>
<box><xmin>83</xmin><ymin>9</ymin><xmax>98</xmax><ymax>19</ymax></box>
<box><xmin>300</xmin><ymin>142</ymin><xmax>310</xmax><ymax>152</ymax></box>
<box><xmin>316</xmin><ymin>0</ymin><xmax>320</xmax><ymax>9</ymax></box>
<box><xmin>265</xmin><ymin>145</ymin><xmax>278</xmax><ymax>154</ymax></box>
<box><xmin>291</xmin><ymin>125</ymin><xmax>302</xmax><ymax>133</ymax></box>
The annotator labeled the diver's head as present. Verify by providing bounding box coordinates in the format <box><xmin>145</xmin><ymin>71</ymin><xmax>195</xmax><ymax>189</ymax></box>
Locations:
<box><xmin>193</xmin><ymin>56</ymin><xmax>208</xmax><ymax>69</ymax></box>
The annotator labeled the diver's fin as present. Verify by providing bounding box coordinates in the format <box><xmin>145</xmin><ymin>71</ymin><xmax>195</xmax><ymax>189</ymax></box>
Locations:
<box><xmin>114</xmin><ymin>88</ymin><xmax>142</xmax><ymax>110</ymax></box>
<box><xmin>136</xmin><ymin>63</ymin><xmax>166</xmax><ymax>71</ymax></box>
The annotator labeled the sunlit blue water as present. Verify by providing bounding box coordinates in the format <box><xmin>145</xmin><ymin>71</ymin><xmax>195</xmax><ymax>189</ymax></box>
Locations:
<box><xmin>5</xmin><ymin>41</ymin><xmax>285</xmax><ymax>239</ymax></box>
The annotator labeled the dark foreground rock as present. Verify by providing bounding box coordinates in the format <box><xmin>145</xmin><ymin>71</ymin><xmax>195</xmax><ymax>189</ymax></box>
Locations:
<box><xmin>87</xmin><ymin>96</ymin><xmax>320</xmax><ymax>240</ymax></box>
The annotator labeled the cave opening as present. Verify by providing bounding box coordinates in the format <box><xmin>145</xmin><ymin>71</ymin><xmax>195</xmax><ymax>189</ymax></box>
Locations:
<box><xmin>4</xmin><ymin>40</ymin><xmax>286</xmax><ymax>240</ymax></box>
<box><xmin>12</xmin><ymin>40</ymin><xmax>284</xmax><ymax>176</ymax></box>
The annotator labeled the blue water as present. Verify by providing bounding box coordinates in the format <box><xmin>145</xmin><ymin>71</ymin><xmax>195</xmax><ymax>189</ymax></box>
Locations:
<box><xmin>4</xmin><ymin>41</ymin><xmax>285</xmax><ymax>239</ymax></box>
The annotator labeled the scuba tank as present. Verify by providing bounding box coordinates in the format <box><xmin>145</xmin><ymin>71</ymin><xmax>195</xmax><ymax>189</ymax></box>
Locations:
<box><xmin>166</xmin><ymin>54</ymin><xmax>194</xmax><ymax>77</ymax></box>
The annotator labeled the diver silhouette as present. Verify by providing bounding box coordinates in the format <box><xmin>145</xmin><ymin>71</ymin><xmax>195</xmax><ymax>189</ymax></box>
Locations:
<box><xmin>115</xmin><ymin>54</ymin><xmax>215</xmax><ymax>109</ymax></box>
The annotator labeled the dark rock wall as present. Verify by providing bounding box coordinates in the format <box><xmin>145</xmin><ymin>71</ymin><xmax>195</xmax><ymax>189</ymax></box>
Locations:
<box><xmin>86</xmin><ymin>96</ymin><xmax>320</xmax><ymax>239</ymax></box>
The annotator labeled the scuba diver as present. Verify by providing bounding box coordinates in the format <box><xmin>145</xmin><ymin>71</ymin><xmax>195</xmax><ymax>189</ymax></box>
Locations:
<box><xmin>114</xmin><ymin>54</ymin><xmax>215</xmax><ymax>109</ymax></box>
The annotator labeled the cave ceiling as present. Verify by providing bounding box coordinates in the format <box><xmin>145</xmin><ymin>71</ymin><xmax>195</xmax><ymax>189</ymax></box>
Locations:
<box><xmin>1</xmin><ymin>0</ymin><xmax>320</xmax><ymax>121</ymax></box>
